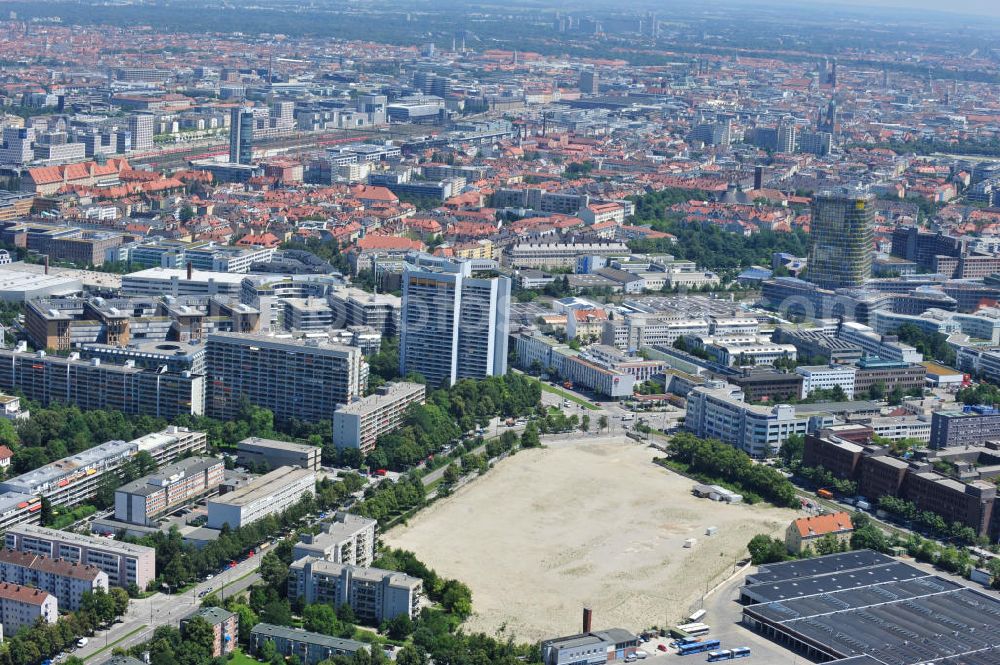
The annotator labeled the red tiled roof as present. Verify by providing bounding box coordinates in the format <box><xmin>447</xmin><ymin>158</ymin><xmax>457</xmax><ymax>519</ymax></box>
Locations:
<box><xmin>0</xmin><ymin>582</ymin><xmax>55</xmax><ymax>605</ymax></box>
<box><xmin>355</xmin><ymin>235</ymin><xmax>425</xmax><ymax>252</ymax></box>
<box><xmin>793</xmin><ymin>512</ymin><xmax>853</xmax><ymax>538</ymax></box>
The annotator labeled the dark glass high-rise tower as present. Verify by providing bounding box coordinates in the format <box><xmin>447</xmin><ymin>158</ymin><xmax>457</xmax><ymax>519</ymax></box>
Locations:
<box><xmin>229</xmin><ymin>107</ymin><xmax>255</xmax><ymax>165</ymax></box>
<box><xmin>807</xmin><ymin>190</ymin><xmax>875</xmax><ymax>289</ymax></box>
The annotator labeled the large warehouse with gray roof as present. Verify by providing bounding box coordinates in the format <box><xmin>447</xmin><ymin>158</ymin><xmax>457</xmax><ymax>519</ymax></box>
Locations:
<box><xmin>739</xmin><ymin>550</ymin><xmax>1000</xmax><ymax>664</ymax></box>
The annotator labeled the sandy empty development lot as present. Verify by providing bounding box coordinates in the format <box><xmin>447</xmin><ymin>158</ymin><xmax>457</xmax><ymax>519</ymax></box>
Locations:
<box><xmin>386</xmin><ymin>437</ymin><xmax>801</xmax><ymax>642</ymax></box>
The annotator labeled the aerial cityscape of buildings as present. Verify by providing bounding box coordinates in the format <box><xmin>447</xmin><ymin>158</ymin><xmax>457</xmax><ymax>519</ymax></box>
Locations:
<box><xmin>0</xmin><ymin>0</ymin><xmax>998</xmax><ymax>663</ymax></box>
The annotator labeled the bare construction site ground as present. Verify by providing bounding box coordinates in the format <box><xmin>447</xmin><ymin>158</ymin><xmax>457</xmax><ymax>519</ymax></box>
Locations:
<box><xmin>386</xmin><ymin>437</ymin><xmax>801</xmax><ymax>642</ymax></box>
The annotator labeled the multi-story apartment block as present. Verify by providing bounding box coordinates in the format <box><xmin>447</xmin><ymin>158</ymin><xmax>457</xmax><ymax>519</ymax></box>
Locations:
<box><xmin>206</xmin><ymin>333</ymin><xmax>366</xmax><ymax>423</ymax></box>
<box><xmin>332</xmin><ymin>382</ymin><xmax>426</xmax><ymax>455</ymax></box>
<box><xmin>182</xmin><ymin>607</ymin><xmax>239</xmax><ymax>657</ymax></box>
<box><xmin>0</xmin><ymin>583</ymin><xmax>57</xmax><ymax>633</ymax></box>
<box><xmin>796</xmin><ymin>364</ymin><xmax>857</xmax><ymax>399</ymax></box>
<box><xmin>5</xmin><ymin>524</ymin><xmax>156</xmax><ymax>589</ymax></box>
<box><xmin>0</xmin><ymin>427</ymin><xmax>206</xmax><ymax>511</ymax></box>
<box><xmin>686</xmin><ymin>381</ymin><xmax>809</xmax><ymax>457</ymax></box>
<box><xmin>328</xmin><ymin>288</ymin><xmax>401</xmax><ymax>337</ymax></box>
<box><xmin>236</xmin><ymin>437</ymin><xmax>320</xmax><ymax>471</ymax></box>
<box><xmin>292</xmin><ymin>513</ymin><xmax>377</xmax><ymax>568</ymax></box>
<box><xmin>288</xmin><ymin>558</ymin><xmax>421</xmax><ymax>623</ymax></box>
<box><xmin>0</xmin><ymin>549</ymin><xmax>108</xmax><ymax>611</ymax></box>
<box><xmin>399</xmin><ymin>255</ymin><xmax>510</xmax><ymax>387</ymax></box>
<box><xmin>206</xmin><ymin>466</ymin><xmax>316</xmax><ymax>529</ymax></box>
<box><xmin>250</xmin><ymin>623</ymin><xmax>367</xmax><ymax>665</ymax></box>
<box><xmin>115</xmin><ymin>457</ymin><xmax>225</xmax><ymax>526</ymax></box>
<box><xmin>0</xmin><ymin>345</ymin><xmax>204</xmax><ymax>419</ymax></box>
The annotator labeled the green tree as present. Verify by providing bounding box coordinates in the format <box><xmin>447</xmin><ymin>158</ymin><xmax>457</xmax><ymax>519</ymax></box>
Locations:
<box><xmin>384</xmin><ymin>613</ymin><xmax>414</xmax><ymax>640</ymax></box>
<box><xmin>259</xmin><ymin>551</ymin><xmax>289</xmax><ymax>593</ymax></box>
<box><xmin>304</xmin><ymin>603</ymin><xmax>342</xmax><ymax>635</ymax></box>
<box><xmin>110</xmin><ymin>587</ymin><xmax>130</xmax><ymax>617</ymax></box>
<box><xmin>94</xmin><ymin>472</ymin><xmax>119</xmax><ymax>509</ymax></box>
<box><xmin>581</xmin><ymin>414</ymin><xmax>590</xmax><ymax>432</ymax></box>
<box><xmin>850</xmin><ymin>524</ymin><xmax>889</xmax><ymax>553</ymax></box>
<box><xmin>520</xmin><ymin>423</ymin><xmax>541</xmax><ymax>448</ymax></box>
<box><xmin>261</xmin><ymin>599</ymin><xmax>292</xmax><ymax>626</ymax></box>
<box><xmin>180</xmin><ymin>616</ymin><xmax>215</xmax><ymax>662</ymax></box>
<box><xmin>598</xmin><ymin>415</ymin><xmax>609</xmax><ymax>432</ymax></box>
<box><xmin>747</xmin><ymin>534</ymin><xmax>787</xmax><ymax>565</ymax></box>
<box><xmin>40</xmin><ymin>495</ymin><xmax>53</xmax><ymax>525</ymax></box>
<box><xmin>778</xmin><ymin>433</ymin><xmax>805</xmax><ymax>466</ymax></box>
<box><xmin>395</xmin><ymin>645</ymin><xmax>428</xmax><ymax>665</ymax></box>
<box><xmin>814</xmin><ymin>533</ymin><xmax>844</xmax><ymax>556</ymax></box>
<box><xmin>0</xmin><ymin>418</ymin><xmax>17</xmax><ymax>449</ymax></box>
<box><xmin>440</xmin><ymin>580</ymin><xmax>473</xmax><ymax>618</ymax></box>
<box><xmin>259</xmin><ymin>639</ymin><xmax>278</xmax><ymax>663</ymax></box>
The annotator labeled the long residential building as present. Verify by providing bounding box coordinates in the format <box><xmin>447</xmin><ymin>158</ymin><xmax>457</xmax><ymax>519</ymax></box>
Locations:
<box><xmin>5</xmin><ymin>523</ymin><xmax>157</xmax><ymax>589</ymax></box>
<box><xmin>0</xmin><ymin>427</ymin><xmax>207</xmax><ymax>511</ymax></box>
<box><xmin>206</xmin><ymin>333</ymin><xmax>366</xmax><ymax>423</ymax></box>
<box><xmin>504</xmin><ymin>241</ymin><xmax>630</xmax><ymax>269</ymax></box>
<box><xmin>250</xmin><ymin>623</ymin><xmax>367</xmax><ymax>665</ymax></box>
<box><xmin>685</xmin><ymin>381</ymin><xmax>809</xmax><ymax>457</ymax></box>
<box><xmin>288</xmin><ymin>557</ymin><xmax>422</xmax><ymax>623</ymax></box>
<box><xmin>0</xmin><ymin>548</ymin><xmax>108</xmax><ymax>611</ymax></box>
<box><xmin>0</xmin><ymin>344</ymin><xmax>205</xmax><ymax>418</ymax></box>
<box><xmin>292</xmin><ymin>513</ymin><xmax>377</xmax><ymax>568</ymax></box>
<box><xmin>0</xmin><ymin>583</ymin><xmax>57</xmax><ymax>633</ymax></box>
<box><xmin>114</xmin><ymin>457</ymin><xmax>226</xmax><ymax>526</ymax></box>
<box><xmin>206</xmin><ymin>466</ymin><xmax>316</xmax><ymax>529</ymax></box>
<box><xmin>332</xmin><ymin>382</ymin><xmax>426</xmax><ymax>455</ymax></box>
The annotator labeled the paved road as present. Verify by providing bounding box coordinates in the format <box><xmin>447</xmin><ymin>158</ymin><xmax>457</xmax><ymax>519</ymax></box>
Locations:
<box><xmin>73</xmin><ymin>554</ymin><xmax>263</xmax><ymax>661</ymax></box>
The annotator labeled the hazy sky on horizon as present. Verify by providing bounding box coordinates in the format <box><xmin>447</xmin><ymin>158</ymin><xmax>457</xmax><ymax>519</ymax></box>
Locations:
<box><xmin>754</xmin><ymin>0</ymin><xmax>1000</xmax><ymax>20</ymax></box>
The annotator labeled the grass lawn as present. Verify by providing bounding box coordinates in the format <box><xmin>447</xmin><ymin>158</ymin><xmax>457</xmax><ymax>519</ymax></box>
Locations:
<box><xmin>228</xmin><ymin>648</ymin><xmax>261</xmax><ymax>664</ymax></box>
<box><xmin>537</xmin><ymin>381</ymin><xmax>599</xmax><ymax>410</ymax></box>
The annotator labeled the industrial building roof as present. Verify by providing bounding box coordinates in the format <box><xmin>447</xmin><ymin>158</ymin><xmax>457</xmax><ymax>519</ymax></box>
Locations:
<box><xmin>742</xmin><ymin>551</ymin><xmax>1000</xmax><ymax>665</ymax></box>
<box><xmin>746</xmin><ymin>550</ymin><xmax>894</xmax><ymax>585</ymax></box>
<box><xmin>743</xmin><ymin>560</ymin><xmax>927</xmax><ymax>603</ymax></box>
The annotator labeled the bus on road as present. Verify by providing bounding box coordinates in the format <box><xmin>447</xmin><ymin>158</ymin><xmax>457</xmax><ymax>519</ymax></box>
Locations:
<box><xmin>677</xmin><ymin>639</ymin><xmax>721</xmax><ymax>656</ymax></box>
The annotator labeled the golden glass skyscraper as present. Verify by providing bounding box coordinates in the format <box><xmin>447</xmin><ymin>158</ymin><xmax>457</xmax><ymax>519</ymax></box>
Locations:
<box><xmin>807</xmin><ymin>190</ymin><xmax>875</xmax><ymax>289</ymax></box>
